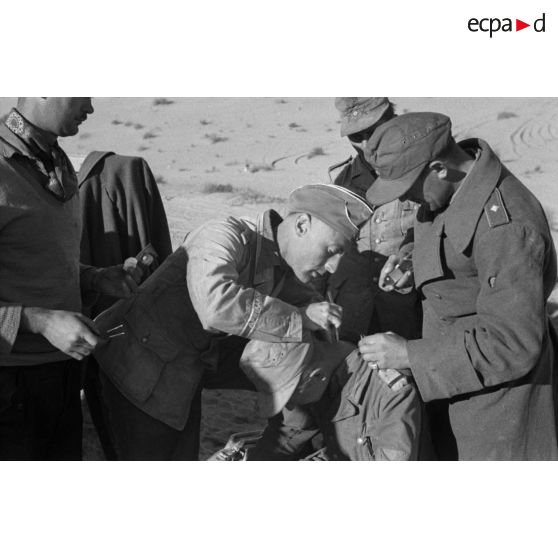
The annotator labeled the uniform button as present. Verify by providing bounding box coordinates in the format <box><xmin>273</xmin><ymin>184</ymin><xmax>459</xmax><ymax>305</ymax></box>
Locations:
<box><xmin>321</xmin><ymin>376</ymin><xmax>327</xmax><ymax>382</ymax></box>
<box><xmin>375</xmin><ymin>238</ymin><xmax>382</xmax><ymax>244</ymax></box>
<box><xmin>356</xmin><ymin>437</ymin><xmax>365</xmax><ymax>445</ymax></box>
<box><xmin>434</xmin><ymin>294</ymin><xmax>442</xmax><ymax>299</ymax></box>
<box><xmin>372</xmin><ymin>277</ymin><xmax>379</xmax><ymax>284</ymax></box>
<box><xmin>141</xmin><ymin>336</ymin><xmax>149</xmax><ymax>343</ymax></box>
<box><xmin>17</xmin><ymin>403</ymin><xmax>24</xmax><ymax>411</ymax></box>
<box><xmin>375</xmin><ymin>218</ymin><xmax>382</xmax><ymax>224</ymax></box>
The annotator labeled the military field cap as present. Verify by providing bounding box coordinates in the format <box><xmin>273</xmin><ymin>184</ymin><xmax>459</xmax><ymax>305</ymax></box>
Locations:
<box><xmin>365</xmin><ymin>112</ymin><xmax>453</xmax><ymax>206</ymax></box>
<box><xmin>240</xmin><ymin>334</ymin><xmax>354</xmax><ymax>417</ymax></box>
<box><xmin>335</xmin><ymin>97</ymin><xmax>391</xmax><ymax>137</ymax></box>
<box><xmin>288</xmin><ymin>183</ymin><xmax>373</xmax><ymax>241</ymax></box>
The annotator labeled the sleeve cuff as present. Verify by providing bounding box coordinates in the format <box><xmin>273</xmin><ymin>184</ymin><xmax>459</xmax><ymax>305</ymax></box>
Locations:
<box><xmin>0</xmin><ymin>305</ymin><xmax>23</xmax><ymax>354</ymax></box>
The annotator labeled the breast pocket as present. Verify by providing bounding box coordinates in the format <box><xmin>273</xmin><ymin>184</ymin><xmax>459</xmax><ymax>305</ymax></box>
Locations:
<box><xmin>95</xmin><ymin>297</ymin><xmax>182</xmax><ymax>404</ymax></box>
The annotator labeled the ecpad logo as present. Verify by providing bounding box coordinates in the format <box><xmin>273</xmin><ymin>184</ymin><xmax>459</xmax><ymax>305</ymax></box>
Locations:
<box><xmin>468</xmin><ymin>13</ymin><xmax>546</xmax><ymax>37</ymax></box>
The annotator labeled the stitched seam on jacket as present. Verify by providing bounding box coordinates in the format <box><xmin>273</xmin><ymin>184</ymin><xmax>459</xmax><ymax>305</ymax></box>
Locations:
<box><xmin>241</xmin><ymin>290</ymin><xmax>264</xmax><ymax>337</ymax></box>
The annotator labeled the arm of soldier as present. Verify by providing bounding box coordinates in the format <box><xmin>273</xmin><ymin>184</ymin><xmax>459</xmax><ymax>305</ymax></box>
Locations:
<box><xmin>407</xmin><ymin>223</ymin><xmax>548</xmax><ymax>402</ymax></box>
<box><xmin>186</xmin><ymin>220</ymin><xmax>304</xmax><ymax>342</ymax></box>
<box><xmin>80</xmin><ymin>263</ymin><xmax>142</xmax><ymax>298</ymax></box>
<box><xmin>19</xmin><ymin>307</ymin><xmax>102</xmax><ymax>360</ymax></box>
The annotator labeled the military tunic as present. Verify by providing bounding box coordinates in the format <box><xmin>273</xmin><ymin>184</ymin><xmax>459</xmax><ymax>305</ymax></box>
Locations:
<box><xmin>329</xmin><ymin>154</ymin><xmax>421</xmax><ymax>342</ymax></box>
<box><xmin>94</xmin><ymin>210</ymin><xmax>313</xmax><ymax>430</ymax></box>
<box><xmin>407</xmin><ymin>139</ymin><xmax>558</xmax><ymax>460</ymax></box>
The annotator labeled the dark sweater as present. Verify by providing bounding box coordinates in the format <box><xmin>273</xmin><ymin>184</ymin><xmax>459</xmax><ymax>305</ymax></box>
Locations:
<box><xmin>0</xmin><ymin>135</ymin><xmax>82</xmax><ymax>366</ymax></box>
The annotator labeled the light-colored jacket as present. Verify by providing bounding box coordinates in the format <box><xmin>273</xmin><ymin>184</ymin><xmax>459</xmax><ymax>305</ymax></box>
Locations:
<box><xmin>95</xmin><ymin>210</ymin><xmax>315</xmax><ymax>429</ymax></box>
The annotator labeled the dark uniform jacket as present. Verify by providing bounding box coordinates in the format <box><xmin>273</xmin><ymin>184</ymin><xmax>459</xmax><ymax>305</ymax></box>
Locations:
<box><xmin>78</xmin><ymin>151</ymin><xmax>173</xmax><ymax>309</ymax></box>
<box><xmin>94</xmin><ymin>210</ymin><xmax>314</xmax><ymax>430</ymax></box>
<box><xmin>407</xmin><ymin>139</ymin><xmax>558</xmax><ymax>460</ymax></box>
<box><xmin>328</xmin><ymin>153</ymin><xmax>421</xmax><ymax>341</ymax></box>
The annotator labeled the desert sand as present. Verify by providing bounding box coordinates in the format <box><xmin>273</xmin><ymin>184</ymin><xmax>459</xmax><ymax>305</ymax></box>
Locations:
<box><xmin>1</xmin><ymin>97</ymin><xmax>557</xmax><ymax>459</ymax></box>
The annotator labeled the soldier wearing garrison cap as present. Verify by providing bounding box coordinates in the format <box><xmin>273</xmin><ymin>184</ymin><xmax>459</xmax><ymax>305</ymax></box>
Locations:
<box><xmin>359</xmin><ymin>112</ymin><xmax>558</xmax><ymax>460</ymax></box>
<box><xmin>93</xmin><ymin>184</ymin><xmax>377</xmax><ymax>460</ymax></box>
<box><xmin>326</xmin><ymin>97</ymin><xmax>422</xmax><ymax>345</ymax></box>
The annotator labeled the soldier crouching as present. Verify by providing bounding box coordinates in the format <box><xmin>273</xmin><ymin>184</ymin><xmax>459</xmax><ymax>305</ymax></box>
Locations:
<box><xmin>242</xmin><ymin>335</ymin><xmax>423</xmax><ymax>461</ymax></box>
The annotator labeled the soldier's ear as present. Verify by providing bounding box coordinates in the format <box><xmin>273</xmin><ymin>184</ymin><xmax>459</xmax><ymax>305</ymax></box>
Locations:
<box><xmin>294</xmin><ymin>213</ymin><xmax>311</xmax><ymax>237</ymax></box>
<box><xmin>429</xmin><ymin>160</ymin><xmax>448</xmax><ymax>180</ymax></box>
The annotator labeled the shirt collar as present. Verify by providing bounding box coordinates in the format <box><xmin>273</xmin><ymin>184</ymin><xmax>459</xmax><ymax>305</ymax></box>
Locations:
<box><xmin>442</xmin><ymin>138</ymin><xmax>503</xmax><ymax>254</ymax></box>
<box><xmin>0</xmin><ymin>109</ymin><xmax>57</xmax><ymax>160</ymax></box>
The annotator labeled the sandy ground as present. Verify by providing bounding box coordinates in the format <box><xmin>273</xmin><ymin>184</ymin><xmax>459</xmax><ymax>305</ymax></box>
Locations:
<box><xmin>2</xmin><ymin>97</ymin><xmax>557</xmax><ymax>459</ymax></box>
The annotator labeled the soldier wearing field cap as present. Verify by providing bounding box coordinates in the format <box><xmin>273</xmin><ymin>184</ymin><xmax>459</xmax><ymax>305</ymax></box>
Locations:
<box><xmin>239</xmin><ymin>330</ymin><xmax>423</xmax><ymax>461</ymax></box>
<box><xmin>94</xmin><ymin>183</ymin><xmax>373</xmax><ymax>460</ymax></box>
<box><xmin>358</xmin><ymin>111</ymin><xmax>558</xmax><ymax>460</ymax></box>
<box><xmin>326</xmin><ymin>97</ymin><xmax>421</xmax><ymax>344</ymax></box>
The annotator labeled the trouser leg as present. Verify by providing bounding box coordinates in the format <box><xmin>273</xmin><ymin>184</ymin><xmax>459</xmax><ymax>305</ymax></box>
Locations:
<box><xmin>249</xmin><ymin>406</ymin><xmax>320</xmax><ymax>461</ymax></box>
<box><xmin>99</xmin><ymin>370</ymin><xmax>202</xmax><ymax>460</ymax></box>
<box><xmin>0</xmin><ymin>360</ymin><xmax>82</xmax><ymax>460</ymax></box>
<box><xmin>83</xmin><ymin>357</ymin><xmax>117</xmax><ymax>460</ymax></box>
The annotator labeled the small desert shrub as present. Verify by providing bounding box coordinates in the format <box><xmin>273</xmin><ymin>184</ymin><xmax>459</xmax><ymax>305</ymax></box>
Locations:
<box><xmin>205</xmin><ymin>133</ymin><xmax>229</xmax><ymax>144</ymax></box>
<box><xmin>154</xmin><ymin>174</ymin><xmax>167</xmax><ymax>185</ymax></box>
<box><xmin>199</xmin><ymin>119</ymin><xmax>212</xmax><ymax>126</ymax></box>
<box><xmin>143</xmin><ymin>131</ymin><xmax>158</xmax><ymax>140</ymax></box>
<box><xmin>288</xmin><ymin>122</ymin><xmax>301</xmax><ymax>129</ymax></box>
<box><xmin>497</xmin><ymin>111</ymin><xmax>518</xmax><ymax>120</ymax></box>
<box><xmin>231</xmin><ymin>187</ymin><xmax>286</xmax><ymax>205</ymax></box>
<box><xmin>307</xmin><ymin>147</ymin><xmax>326</xmax><ymax>159</ymax></box>
<box><xmin>153</xmin><ymin>98</ymin><xmax>174</xmax><ymax>106</ymax></box>
<box><xmin>244</xmin><ymin>162</ymin><xmax>274</xmax><ymax>173</ymax></box>
<box><xmin>202</xmin><ymin>182</ymin><xmax>234</xmax><ymax>194</ymax></box>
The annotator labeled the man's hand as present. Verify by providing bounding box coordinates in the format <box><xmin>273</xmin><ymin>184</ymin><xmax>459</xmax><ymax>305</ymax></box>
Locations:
<box><xmin>379</xmin><ymin>254</ymin><xmax>413</xmax><ymax>292</ymax></box>
<box><xmin>21</xmin><ymin>308</ymin><xmax>102</xmax><ymax>360</ymax></box>
<box><xmin>301</xmin><ymin>301</ymin><xmax>343</xmax><ymax>332</ymax></box>
<box><xmin>358</xmin><ymin>332</ymin><xmax>411</xmax><ymax>371</ymax></box>
<box><xmin>92</xmin><ymin>263</ymin><xmax>143</xmax><ymax>298</ymax></box>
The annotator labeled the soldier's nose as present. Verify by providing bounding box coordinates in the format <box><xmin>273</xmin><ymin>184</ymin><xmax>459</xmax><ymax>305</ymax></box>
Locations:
<box><xmin>325</xmin><ymin>254</ymin><xmax>343</xmax><ymax>274</ymax></box>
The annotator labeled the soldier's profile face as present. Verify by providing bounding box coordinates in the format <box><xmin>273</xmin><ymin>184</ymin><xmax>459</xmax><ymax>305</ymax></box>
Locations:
<box><xmin>42</xmin><ymin>97</ymin><xmax>94</xmax><ymax>137</ymax></box>
<box><xmin>402</xmin><ymin>165</ymin><xmax>454</xmax><ymax>211</ymax></box>
<box><xmin>348</xmin><ymin>125</ymin><xmax>377</xmax><ymax>154</ymax></box>
<box><xmin>288</xmin><ymin>217</ymin><xmax>349</xmax><ymax>283</ymax></box>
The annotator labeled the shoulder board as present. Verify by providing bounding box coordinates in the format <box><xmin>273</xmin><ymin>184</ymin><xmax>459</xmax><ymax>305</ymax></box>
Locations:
<box><xmin>378</xmin><ymin>368</ymin><xmax>411</xmax><ymax>392</ymax></box>
<box><xmin>483</xmin><ymin>189</ymin><xmax>510</xmax><ymax>228</ymax></box>
<box><xmin>327</xmin><ymin>155</ymin><xmax>353</xmax><ymax>176</ymax></box>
